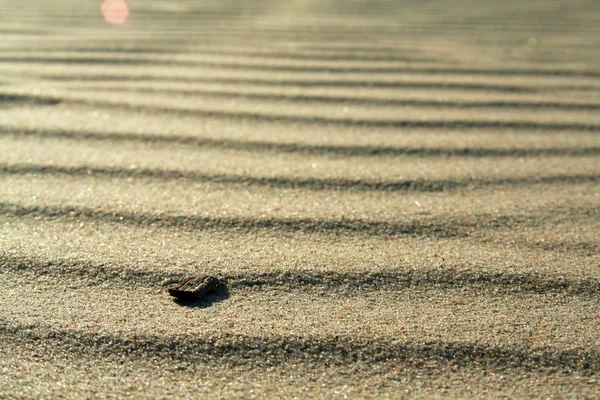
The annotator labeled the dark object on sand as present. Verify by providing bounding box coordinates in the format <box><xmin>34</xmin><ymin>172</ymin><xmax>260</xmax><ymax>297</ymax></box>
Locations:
<box><xmin>168</xmin><ymin>275</ymin><xmax>223</xmax><ymax>302</ymax></box>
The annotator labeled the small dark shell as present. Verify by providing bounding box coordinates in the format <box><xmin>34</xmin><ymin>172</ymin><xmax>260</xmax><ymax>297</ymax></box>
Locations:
<box><xmin>168</xmin><ymin>275</ymin><xmax>223</xmax><ymax>302</ymax></box>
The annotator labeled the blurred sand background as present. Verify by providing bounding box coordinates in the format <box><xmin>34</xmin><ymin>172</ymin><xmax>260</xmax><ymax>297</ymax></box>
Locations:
<box><xmin>1</xmin><ymin>0</ymin><xmax>599</xmax><ymax>397</ymax></box>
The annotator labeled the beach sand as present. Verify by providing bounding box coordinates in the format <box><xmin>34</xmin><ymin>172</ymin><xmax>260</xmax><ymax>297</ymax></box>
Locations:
<box><xmin>1</xmin><ymin>0</ymin><xmax>599</xmax><ymax>398</ymax></box>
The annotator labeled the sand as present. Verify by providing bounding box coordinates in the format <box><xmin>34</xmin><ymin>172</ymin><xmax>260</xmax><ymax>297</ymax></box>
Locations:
<box><xmin>1</xmin><ymin>0</ymin><xmax>599</xmax><ymax>398</ymax></box>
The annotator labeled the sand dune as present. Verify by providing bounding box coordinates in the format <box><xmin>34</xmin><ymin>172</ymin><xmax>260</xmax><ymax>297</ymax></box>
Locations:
<box><xmin>1</xmin><ymin>0</ymin><xmax>599</xmax><ymax>398</ymax></box>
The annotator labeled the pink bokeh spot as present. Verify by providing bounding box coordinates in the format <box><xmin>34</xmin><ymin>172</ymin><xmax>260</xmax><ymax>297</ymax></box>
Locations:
<box><xmin>101</xmin><ymin>0</ymin><xmax>130</xmax><ymax>25</ymax></box>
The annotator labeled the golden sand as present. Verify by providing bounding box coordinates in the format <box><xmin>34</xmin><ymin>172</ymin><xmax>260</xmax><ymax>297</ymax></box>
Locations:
<box><xmin>1</xmin><ymin>0</ymin><xmax>599</xmax><ymax>397</ymax></box>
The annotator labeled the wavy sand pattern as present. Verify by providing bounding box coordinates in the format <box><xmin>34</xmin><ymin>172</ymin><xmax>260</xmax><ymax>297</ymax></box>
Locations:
<box><xmin>1</xmin><ymin>0</ymin><xmax>600</xmax><ymax>398</ymax></box>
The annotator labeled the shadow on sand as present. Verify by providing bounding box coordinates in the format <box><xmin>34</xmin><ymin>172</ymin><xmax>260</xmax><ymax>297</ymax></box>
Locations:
<box><xmin>172</xmin><ymin>281</ymin><xmax>230</xmax><ymax>309</ymax></box>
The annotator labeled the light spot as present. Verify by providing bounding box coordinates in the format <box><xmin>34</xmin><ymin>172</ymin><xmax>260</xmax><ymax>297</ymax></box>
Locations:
<box><xmin>528</xmin><ymin>37</ymin><xmax>537</xmax><ymax>46</ymax></box>
<box><xmin>101</xmin><ymin>0</ymin><xmax>130</xmax><ymax>25</ymax></box>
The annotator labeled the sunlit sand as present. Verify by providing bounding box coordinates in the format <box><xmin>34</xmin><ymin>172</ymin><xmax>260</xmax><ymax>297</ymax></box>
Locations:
<box><xmin>1</xmin><ymin>0</ymin><xmax>599</xmax><ymax>398</ymax></box>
